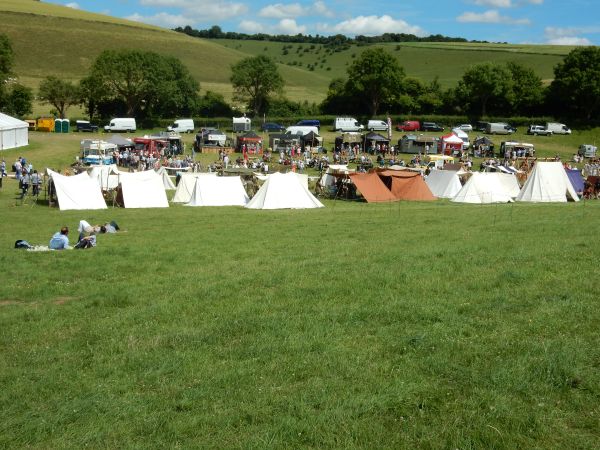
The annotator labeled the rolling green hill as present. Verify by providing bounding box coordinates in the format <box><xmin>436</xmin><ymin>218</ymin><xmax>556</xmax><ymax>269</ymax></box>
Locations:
<box><xmin>1</xmin><ymin>0</ymin><xmax>576</xmax><ymax>114</ymax></box>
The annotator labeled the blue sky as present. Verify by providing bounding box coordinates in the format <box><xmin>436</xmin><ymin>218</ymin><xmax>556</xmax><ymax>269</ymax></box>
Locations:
<box><xmin>49</xmin><ymin>0</ymin><xmax>599</xmax><ymax>45</ymax></box>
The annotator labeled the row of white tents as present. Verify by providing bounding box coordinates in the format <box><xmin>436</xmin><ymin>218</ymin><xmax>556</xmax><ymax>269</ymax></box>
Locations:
<box><xmin>425</xmin><ymin>161</ymin><xmax>580</xmax><ymax>203</ymax></box>
<box><xmin>47</xmin><ymin>161</ymin><xmax>578</xmax><ymax>211</ymax></box>
<box><xmin>47</xmin><ymin>167</ymin><xmax>324</xmax><ymax>211</ymax></box>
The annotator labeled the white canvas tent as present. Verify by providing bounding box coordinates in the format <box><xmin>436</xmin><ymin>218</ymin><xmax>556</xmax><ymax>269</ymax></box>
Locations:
<box><xmin>516</xmin><ymin>161</ymin><xmax>580</xmax><ymax>202</ymax></box>
<box><xmin>155</xmin><ymin>167</ymin><xmax>176</xmax><ymax>190</ymax></box>
<box><xmin>451</xmin><ymin>172</ymin><xmax>518</xmax><ymax>204</ymax></box>
<box><xmin>246</xmin><ymin>172</ymin><xmax>324</xmax><ymax>210</ymax></box>
<box><xmin>118</xmin><ymin>170</ymin><xmax>169</xmax><ymax>208</ymax></box>
<box><xmin>0</xmin><ymin>112</ymin><xmax>28</xmax><ymax>150</ymax></box>
<box><xmin>47</xmin><ymin>169</ymin><xmax>107</xmax><ymax>211</ymax></box>
<box><xmin>187</xmin><ymin>176</ymin><xmax>249</xmax><ymax>207</ymax></box>
<box><xmin>171</xmin><ymin>172</ymin><xmax>217</xmax><ymax>203</ymax></box>
<box><xmin>88</xmin><ymin>164</ymin><xmax>119</xmax><ymax>190</ymax></box>
<box><xmin>425</xmin><ymin>170</ymin><xmax>462</xmax><ymax>199</ymax></box>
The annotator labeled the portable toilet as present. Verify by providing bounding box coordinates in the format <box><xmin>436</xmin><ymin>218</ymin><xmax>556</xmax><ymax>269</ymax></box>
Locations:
<box><xmin>61</xmin><ymin>119</ymin><xmax>70</xmax><ymax>133</ymax></box>
<box><xmin>54</xmin><ymin>119</ymin><xmax>62</xmax><ymax>133</ymax></box>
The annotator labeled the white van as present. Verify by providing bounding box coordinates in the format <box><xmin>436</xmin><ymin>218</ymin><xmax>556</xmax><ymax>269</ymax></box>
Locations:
<box><xmin>452</xmin><ymin>128</ymin><xmax>470</xmax><ymax>150</ymax></box>
<box><xmin>486</xmin><ymin>122</ymin><xmax>514</xmax><ymax>135</ymax></box>
<box><xmin>104</xmin><ymin>118</ymin><xmax>136</xmax><ymax>133</ymax></box>
<box><xmin>367</xmin><ymin>120</ymin><xmax>389</xmax><ymax>132</ymax></box>
<box><xmin>546</xmin><ymin>122</ymin><xmax>571</xmax><ymax>135</ymax></box>
<box><xmin>334</xmin><ymin>117</ymin><xmax>364</xmax><ymax>132</ymax></box>
<box><xmin>168</xmin><ymin>119</ymin><xmax>194</xmax><ymax>133</ymax></box>
<box><xmin>286</xmin><ymin>125</ymin><xmax>318</xmax><ymax>136</ymax></box>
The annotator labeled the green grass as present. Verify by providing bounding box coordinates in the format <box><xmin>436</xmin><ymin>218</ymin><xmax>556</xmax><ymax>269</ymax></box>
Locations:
<box><xmin>1</xmin><ymin>133</ymin><xmax>600</xmax><ymax>447</ymax></box>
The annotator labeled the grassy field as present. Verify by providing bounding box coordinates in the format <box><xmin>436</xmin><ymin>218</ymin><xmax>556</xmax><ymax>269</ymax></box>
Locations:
<box><xmin>1</xmin><ymin>132</ymin><xmax>600</xmax><ymax>448</ymax></box>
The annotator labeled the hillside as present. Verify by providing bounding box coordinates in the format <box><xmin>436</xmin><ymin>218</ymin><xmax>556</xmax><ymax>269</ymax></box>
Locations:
<box><xmin>0</xmin><ymin>0</ymin><xmax>329</xmax><ymax>108</ymax></box>
<box><xmin>1</xmin><ymin>0</ymin><xmax>574</xmax><ymax>112</ymax></box>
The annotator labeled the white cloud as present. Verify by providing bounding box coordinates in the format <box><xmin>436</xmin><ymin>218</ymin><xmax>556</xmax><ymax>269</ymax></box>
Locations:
<box><xmin>457</xmin><ymin>10</ymin><xmax>530</xmax><ymax>25</ymax></box>
<box><xmin>259</xmin><ymin>1</ymin><xmax>335</xmax><ymax>19</ymax></box>
<box><xmin>65</xmin><ymin>2</ymin><xmax>80</xmax><ymax>9</ymax></box>
<box><xmin>135</xmin><ymin>0</ymin><xmax>248</xmax><ymax>22</ymax></box>
<box><xmin>546</xmin><ymin>36</ymin><xmax>591</xmax><ymax>45</ymax></box>
<box><xmin>469</xmin><ymin>0</ymin><xmax>543</xmax><ymax>5</ymax></box>
<box><xmin>238</xmin><ymin>20</ymin><xmax>264</xmax><ymax>33</ymax></box>
<box><xmin>126</xmin><ymin>12</ymin><xmax>191</xmax><ymax>27</ymax></box>
<box><xmin>473</xmin><ymin>0</ymin><xmax>512</xmax><ymax>7</ymax></box>
<box><xmin>318</xmin><ymin>15</ymin><xmax>424</xmax><ymax>36</ymax></box>
<box><xmin>272</xmin><ymin>19</ymin><xmax>307</xmax><ymax>35</ymax></box>
<box><xmin>544</xmin><ymin>26</ymin><xmax>597</xmax><ymax>46</ymax></box>
<box><xmin>313</xmin><ymin>1</ymin><xmax>335</xmax><ymax>18</ymax></box>
<box><xmin>259</xmin><ymin>3</ymin><xmax>305</xmax><ymax>19</ymax></box>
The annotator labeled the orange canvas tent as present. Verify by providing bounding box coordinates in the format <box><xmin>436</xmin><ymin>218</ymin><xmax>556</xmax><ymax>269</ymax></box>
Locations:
<box><xmin>377</xmin><ymin>169</ymin><xmax>437</xmax><ymax>201</ymax></box>
<box><xmin>348</xmin><ymin>172</ymin><xmax>397</xmax><ymax>203</ymax></box>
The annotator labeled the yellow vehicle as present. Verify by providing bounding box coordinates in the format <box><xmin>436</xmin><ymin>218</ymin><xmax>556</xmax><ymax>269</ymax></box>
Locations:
<box><xmin>36</xmin><ymin>117</ymin><xmax>55</xmax><ymax>132</ymax></box>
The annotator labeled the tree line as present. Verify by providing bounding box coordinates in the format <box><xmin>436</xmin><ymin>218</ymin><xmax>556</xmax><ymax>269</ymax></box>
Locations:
<box><xmin>1</xmin><ymin>32</ymin><xmax>599</xmax><ymax>124</ymax></box>
<box><xmin>174</xmin><ymin>25</ymin><xmax>479</xmax><ymax>46</ymax></box>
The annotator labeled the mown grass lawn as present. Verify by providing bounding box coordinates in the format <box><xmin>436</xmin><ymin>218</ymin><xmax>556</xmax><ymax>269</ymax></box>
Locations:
<box><xmin>2</xmin><ymin>153</ymin><xmax>600</xmax><ymax>448</ymax></box>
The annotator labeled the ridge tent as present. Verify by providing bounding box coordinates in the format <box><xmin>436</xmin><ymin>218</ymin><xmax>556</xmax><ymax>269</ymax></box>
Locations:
<box><xmin>348</xmin><ymin>172</ymin><xmax>397</xmax><ymax>203</ymax></box>
<box><xmin>116</xmin><ymin>170</ymin><xmax>169</xmax><ymax>208</ymax></box>
<box><xmin>566</xmin><ymin>169</ymin><xmax>585</xmax><ymax>195</ymax></box>
<box><xmin>451</xmin><ymin>172</ymin><xmax>518</xmax><ymax>204</ymax></box>
<box><xmin>187</xmin><ymin>176</ymin><xmax>249</xmax><ymax>207</ymax></box>
<box><xmin>516</xmin><ymin>162</ymin><xmax>580</xmax><ymax>202</ymax></box>
<box><xmin>155</xmin><ymin>167</ymin><xmax>176</xmax><ymax>190</ymax></box>
<box><xmin>47</xmin><ymin>169</ymin><xmax>107</xmax><ymax>211</ymax></box>
<box><xmin>0</xmin><ymin>112</ymin><xmax>28</xmax><ymax>150</ymax></box>
<box><xmin>245</xmin><ymin>172</ymin><xmax>324</xmax><ymax>209</ymax></box>
<box><xmin>171</xmin><ymin>173</ymin><xmax>217</xmax><ymax>203</ymax></box>
<box><xmin>425</xmin><ymin>170</ymin><xmax>462</xmax><ymax>199</ymax></box>
<box><xmin>377</xmin><ymin>170</ymin><xmax>436</xmax><ymax>201</ymax></box>
<box><xmin>88</xmin><ymin>164</ymin><xmax>119</xmax><ymax>190</ymax></box>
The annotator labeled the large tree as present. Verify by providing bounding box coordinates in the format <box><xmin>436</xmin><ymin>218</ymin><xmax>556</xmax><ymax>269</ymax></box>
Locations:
<box><xmin>0</xmin><ymin>34</ymin><xmax>32</xmax><ymax>118</ymax></box>
<box><xmin>345</xmin><ymin>48</ymin><xmax>405</xmax><ymax>116</ymax></box>
<box><xmin>0</xmin><ymin>34</ymin><xmax>13</xmax><ymax>81</ymax></box>
<box><xmin>38</xmin><ymin>76</ymin><xmax>80</xmax><ymax>118</ymax></box>
<box><xmin>455</xmin><ymin>62</ymin><xmax>513</xmax><ymax>117</ymax></box>
<box><xmin>548</xmin><ymin>46</ymin><xmax>600</xmax><ymax>120</ymax></box>
<box><xmin>82</xmin><ymin>49</ymin><xmax>199</xmax><ymax>118</ymax></box>
<box><xmin>230</xmin><ymin>55</ymin><xmax>283</xmax><ymax>115</ymax></box>
<box><xmin>506</xmin><ymin>62</ymin><xmax>544</xmax><ymax>116</ymax></box>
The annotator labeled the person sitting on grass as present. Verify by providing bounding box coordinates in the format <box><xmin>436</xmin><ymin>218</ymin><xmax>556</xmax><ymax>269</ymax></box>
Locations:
<box><xmin>77</xmin><ymin>219</ymin><xmax>119</xmax><ymax>242</ymax></box>
<box><xmin>49</xmin><ymin>227</ymin><xmax>70</xmax><ymax>250</ymax></box>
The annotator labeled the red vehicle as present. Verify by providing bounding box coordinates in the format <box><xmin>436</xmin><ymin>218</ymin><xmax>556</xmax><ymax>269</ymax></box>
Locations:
<box><xmin>396</xmin><ymin>120</ymin><xmax>420</xmax><ymax>132</ymax></box>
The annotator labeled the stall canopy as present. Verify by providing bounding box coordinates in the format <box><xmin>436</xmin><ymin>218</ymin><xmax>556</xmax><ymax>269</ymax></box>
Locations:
<box><xmin>517</xmin><ymin>162</ymin><xmax>579</xmax><ymax>202</ymax></box>
<box><xmin>47</xmin><ymin>169</ymin><xmax>107</xmax><ymax>211</ymax></box>
<box><xmin>451</xmin><ymin>172</ymin><xmax>518</xmax><ymax>204</ymax></box>
<box><xmin>106</xmin><ymin>134</ymin><xmax>134</xmax><ymax>149</ymax></box>
<box><xmin>425</xmin><ymin>170</ymin><xmax>463</xmax><ymax>199</ymax></box>
<box><xmin>245</xmin><ymin>172</ymin><xmax>324</xmax><ymax>209</ymax></box>
<box><xmin>117</xmin><ymin>170</ymin><xmax>169</xmax><ymax>208</ymax></box>
<box><xmin>0</xmin><ymin>112</ymin><xmax>28</xmax><ymax>150</ymax></box>
<box><xmin>377</xmin><ymin>170</ymin><xmax>436</xmax><ymax>201</ymax></box>
<box><xmin>187</xmin><ymin>176</ymin><xmax>249</xmax><ymax>207</ymax></box>
<box><xmin>236</xmin><ymin>131</ymin><xmax>262</xmax><ymax>152</ymax></box>
<box><xmin>348</xmin><ymin>172</ymin><xmax>397</xmax><ymax>203</ymax></box>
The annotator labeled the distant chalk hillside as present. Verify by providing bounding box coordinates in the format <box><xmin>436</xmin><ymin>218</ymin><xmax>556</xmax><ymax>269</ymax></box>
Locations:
<box><xmin>2</xmin><ymin>0</ymin><xmax>574</xmax><ymax>105</ymax></box>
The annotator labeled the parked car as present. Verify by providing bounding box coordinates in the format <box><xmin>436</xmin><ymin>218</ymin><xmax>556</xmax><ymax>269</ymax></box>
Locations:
<box><xmin>75</xmin><ymin>120</ymin><xmax>99</xmax><ymax>132</ymax></box>
<box><xmin>455</xmin><ymin>124</ymin><xmax>473</xmax><ymax>132</ymax></box>
<box><xmin>296</xmin><ymin>119</ymin><xmax>320</xmax><ymax>130</ymax></box>
<box><xmin>420</xmin><ymin>122</ymin><xmax>444</xmax><ymax>132</ymax></box>
<box><xmin>396</xmin><ymin>120</ymin><xmax>420</xmax><ymax>132</ymax></box>
<box><xmin>527</xmin><ymin>125</ymin><xmax>553</xmax><ymax>136</ymax></box>
<box><xmin>261</xmin><ymin>122</ymin><xmax>286</xmax><ymax>133</ymax></box>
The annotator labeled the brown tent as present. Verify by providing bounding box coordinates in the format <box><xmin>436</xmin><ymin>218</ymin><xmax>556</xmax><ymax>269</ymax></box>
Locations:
<box><xmin>376</xmin><ymin>169</ymin><xmax>437</xmax><ymax>201</ymax></box>
<box><xmin>348</xmin><ymin>172</ymin><xmax>397</xmax><ymax>203</ymax></box>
